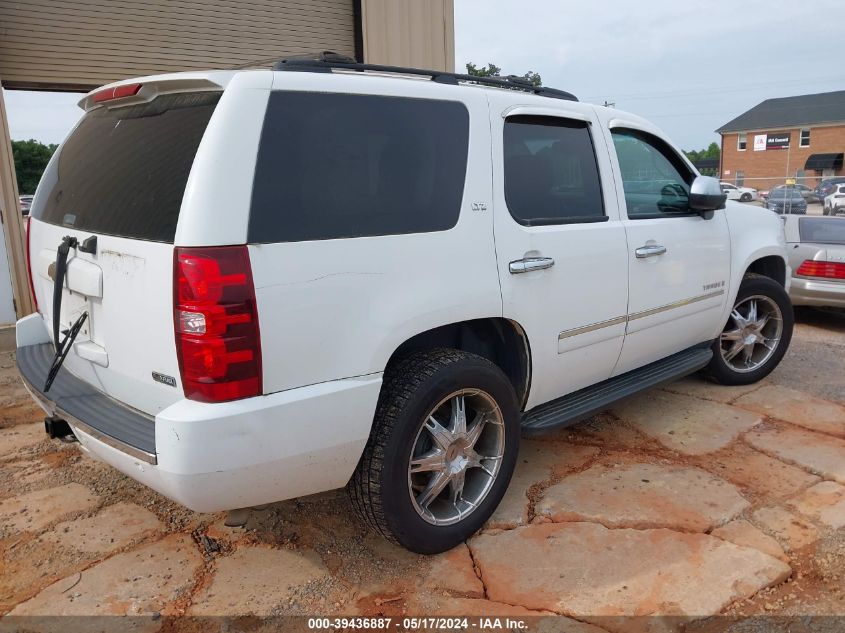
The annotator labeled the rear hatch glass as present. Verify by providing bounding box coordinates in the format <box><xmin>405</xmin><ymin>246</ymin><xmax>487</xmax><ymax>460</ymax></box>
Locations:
<box><xmin>27</xmin><ymin>90</ymin><xmax>220</xmax><ymax>416</ymax></box>
<box><xmin>30</xmin><ymin>91</ymin><xmax>220</xmax><ymax>242</ymax></box>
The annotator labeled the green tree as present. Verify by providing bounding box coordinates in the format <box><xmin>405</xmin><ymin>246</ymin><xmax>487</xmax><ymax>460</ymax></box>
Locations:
<box><xmin>12</xmin><ymin>139</ymin><xmax>57</xmax><ymax>195</ymax></box>
<box><xmin>466</xmin><ymin>62</ymin><xmax>542</xmax><ymax>87</ymax></box>
<box><xmin>683</xmin><ymin>142</ymin><xmax>720</xmax><ymax>163</ymax></box>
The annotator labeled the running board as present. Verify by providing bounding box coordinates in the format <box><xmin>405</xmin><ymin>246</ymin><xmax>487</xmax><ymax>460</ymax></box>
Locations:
<box><xmin>521</xmin><ymin>345</ymin><xmax>713</xmax><ymax>431</ymax></box>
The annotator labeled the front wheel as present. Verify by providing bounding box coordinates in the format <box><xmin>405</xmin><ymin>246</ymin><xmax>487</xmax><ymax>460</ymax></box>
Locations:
<box><xmin>704</xmin><ymin>274</ymin><xmax>793</xmax><ymax>385</ymax></box>
<box><xmin>348</xmin><ymin>349</ymin><xmax>520</xmax><ymax>554</ymax></box>
<box><xmin>740</xmin><ymin>193</ymin><xmax>752</xmax><ymax>202</ymax></box>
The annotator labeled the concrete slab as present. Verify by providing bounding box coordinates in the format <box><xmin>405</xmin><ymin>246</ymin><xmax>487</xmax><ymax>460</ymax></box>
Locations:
<box><xmin>0</xmin><ymin>483</ymin><xmax>99</xmax><ymax>533</ymax></box>
<box><xmin>752</xmin><ymin>506</ymin><xmax>820</xmax><ymax>551</ymax></box>
<box><xmin>700</xmin><ymin>443</ymin><xmax>820</xmax><ymax>499</ymax></box>
<box><xmin>711</xmin><ymin>519</ymin><xmax>788</xmax><ymax>563</ymax></box>
<box><xmin>536</xmin><ymin>462</ymin><xmax>748</xmax><ymax>532</ymax></box>
<box><xmin>469</xmin><ymin>523</ymin><xmax>790</xmax><ymax>618</ymax></box>
<box><xmin>734</xmin><ymin>385</ymin><xmax>845</xmax><ymax>438</ymax></box>
<box><xmin>45</xmin><ymin>502</ymin><xmax>163</xmax><ymax>555</ymax></box>
<box><xmin>788</xmin><ymin>481</ymin><xmax>845</xmax><ymax>529</ymax></box>
<box><xmin>745</xmin><ymin>426</ymin><xmax>845</xmax><ymax>484</ymax></box>
<box><xmin>487</xmin><ymin>440</ymin><xmax>599</xmax><ymax>529</ymax></box>
<box><xmin>189</xmin><ymin>546</ymin><xmax>329</xmax><ymax>615</ymax></box>
<box><xmin>9</xmin><ymin>534</ymin><xmax>201</xmax><ymax>615</ymax></box>
<box><xmin>613</xmin><ymin>391</ymin><xmax>761</xmax><ymax>455</ymax></box>
<box><xmin>662</xmin><ymin>376</ymin><xmax>764</xmax><ymax>404</ymax></box>
<box><xmin>420</xmin><ymin>543</ymin><xmax>484</xmax><ymax>599</ymax></box>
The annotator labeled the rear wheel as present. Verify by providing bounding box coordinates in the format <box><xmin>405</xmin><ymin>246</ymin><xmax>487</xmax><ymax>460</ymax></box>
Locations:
<box><xmin>704</xmin><ymin>274</ymin><xmax>793</xmax><ymax>385</ymax></box>
<box><xmin>740</xmin><ymin>193</ymin><xmax>752</xmax><ymax>202</ymax></box>
<box><xmin>348</xmin><ymin>349</ymin><xmax>520</xmax><ymax>553</ymax></box>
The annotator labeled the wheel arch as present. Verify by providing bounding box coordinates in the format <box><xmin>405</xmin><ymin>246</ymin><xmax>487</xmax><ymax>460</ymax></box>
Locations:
<box><xmin>383</xmin><ymin>318</ymin><xmax>532</xmax><ymax>410</ymax></box>
<box><xmin>745</xmin><ymin>254</ymin><xmax>787</xmax><ymax>287</ymax></box>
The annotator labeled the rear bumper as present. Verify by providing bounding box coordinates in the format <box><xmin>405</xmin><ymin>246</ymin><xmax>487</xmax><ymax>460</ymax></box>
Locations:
<box><xmin>16</xmin><ymin>326</ymin><xmax>381</xmax><ymax>512</ymax></box>
<box><xmin>789</xmin><ymin>277</ymin><xmax>845</xmax><ymax>308</ymax></box>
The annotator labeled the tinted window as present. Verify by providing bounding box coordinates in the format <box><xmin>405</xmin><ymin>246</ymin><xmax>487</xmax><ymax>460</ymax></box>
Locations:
<box><xmin>249</xmin><ymin>92</ymin><xmax>469</xmax><ymax>243</ymax></box>
<box><xmin>611</xmin><ymin>129</ymin><xmax>693</xmax><ymax>219</ymax></box>
<box><xmin>503</xmin><ymin>116</ymin><xmax>604</xmax><ymax>225</ymax></box>
<box><xmin>31</xmin><ymin>92</ymin><xmax>220</xmax><ymax>243</ymax></box>
<box><xmin>799</xmin><ymin>217</ymin><xmax>845</xmax><ymax>245</ymax></box>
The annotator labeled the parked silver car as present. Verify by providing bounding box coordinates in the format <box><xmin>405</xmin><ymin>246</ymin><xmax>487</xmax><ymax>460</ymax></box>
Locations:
<box><xmin>784</xmin><ymin>215</ymin><xmax>845</xmax><ymax>307</ymax></box>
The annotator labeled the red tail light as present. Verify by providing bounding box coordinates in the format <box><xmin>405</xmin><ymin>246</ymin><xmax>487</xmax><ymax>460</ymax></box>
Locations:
<box><xmin>92</xmin><ymin>83</ymin><xmax>142</xmax><ymax>103</ymax></box>
<box><xmin>796</xmin><ymin>260</ymin><xmax>845</xmax><ymax>280</ymax></box>
<box><xmin>25</xmin><ymin>215</ymin><xmax>39</xmax><ymax>313</ymax></box>
<box><xmin>173</xmin><ymin>246</ymin><xmax>262</xmax><ymax>402</ymax></box>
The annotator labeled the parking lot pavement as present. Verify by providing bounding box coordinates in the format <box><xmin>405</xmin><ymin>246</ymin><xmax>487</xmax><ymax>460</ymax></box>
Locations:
<box><xmin>1</xmin><ymin>310</ymin><xmax>844</xmax><ymax>631</ymax></box>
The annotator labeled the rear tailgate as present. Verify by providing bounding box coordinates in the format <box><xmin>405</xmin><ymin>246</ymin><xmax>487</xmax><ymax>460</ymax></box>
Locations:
<box><xmin>27</xmin><ymin>83</ymin><xmax>223</xmax><ymax>416</ymax></box>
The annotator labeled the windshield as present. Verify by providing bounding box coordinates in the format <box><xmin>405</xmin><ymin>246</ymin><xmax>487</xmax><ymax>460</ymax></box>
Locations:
<box><xmin>799</xmin><ymin>217</ymin><xmax>845</xmax><ymax>245</ymax></box>
<box><xmin>30</xmin><ymin>92</ymin><xmax>220</xmax><ymax>243</ymax></box>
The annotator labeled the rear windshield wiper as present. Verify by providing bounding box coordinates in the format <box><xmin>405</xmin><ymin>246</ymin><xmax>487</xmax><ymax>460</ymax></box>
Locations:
<box><xmin>44</xmin><ymin>236</ymin><xmax>88</xmax><ymax>392</ymax></box>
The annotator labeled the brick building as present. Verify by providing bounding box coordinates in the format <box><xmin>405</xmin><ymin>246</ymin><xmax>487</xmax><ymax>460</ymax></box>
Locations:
<box><xmin>717</xmin><ymin>90</ymin><xmax>845</xmax><ymax>191</ymax></box>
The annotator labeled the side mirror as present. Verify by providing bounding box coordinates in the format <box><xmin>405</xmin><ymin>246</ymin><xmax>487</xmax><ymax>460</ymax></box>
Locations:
<box><xmin>689</xmin><ymin>176</ymin><xmax>727</xmax><ymax>218</ymax></box>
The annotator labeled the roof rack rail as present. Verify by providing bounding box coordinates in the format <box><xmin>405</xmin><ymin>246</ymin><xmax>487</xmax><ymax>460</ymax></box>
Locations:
<box><xmin>274</xmin><ymin>52</ymin><xmax>578</xmax><ymax>102</ymax></box>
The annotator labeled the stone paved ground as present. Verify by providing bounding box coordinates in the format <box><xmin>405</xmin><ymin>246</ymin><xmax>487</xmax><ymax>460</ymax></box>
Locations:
<box><xmin>1</xmin><ymin>308</ymin><xmax>844</xmax><ymax>632</ymax></box>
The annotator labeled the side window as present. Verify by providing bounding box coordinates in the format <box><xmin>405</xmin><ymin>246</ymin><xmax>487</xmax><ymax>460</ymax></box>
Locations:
<box><xmin>249</xmin><ymin>92</ymin><xmax>470</xmax><ymax>243</ymax></box>
<box><xmin>611</xmin><ymin>129</ymin><xmax>694</xmax><ymax>219</ymax></box>
<box><xmin>503</xmin><ymin>116</ymin><xmax>605</xmax><ymax>225</ymax></box>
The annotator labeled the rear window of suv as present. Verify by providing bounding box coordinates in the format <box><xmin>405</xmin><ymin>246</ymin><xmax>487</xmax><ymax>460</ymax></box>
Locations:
<box><xmin>30</xmin><ymin>92</ymin><xmax>220</xmax><ymax>243</ymax></box>
<box><xmin>249</xmin><ymin>91</ymin><xmax>470</xmax><ymax>243</ymax></box>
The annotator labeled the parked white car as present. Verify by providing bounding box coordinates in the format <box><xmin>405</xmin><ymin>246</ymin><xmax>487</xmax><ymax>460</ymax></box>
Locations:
<box><xmin>17</xmin><ymin>54</ymin><xmax>793</xmax><ymax>553</ymax></box>
<box><xmin>823</xmin><ymin>184</ymin><xmax>845</xmax><ymax>216</ymax></box>
<box><xmin>720</xmin><ymin>182</ymin><xmax>758</xmax><ymax>202</ymax></box>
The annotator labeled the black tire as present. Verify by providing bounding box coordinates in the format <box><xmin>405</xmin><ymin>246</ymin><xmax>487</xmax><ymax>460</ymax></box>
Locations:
<box><xmin>823</xmin><ymin>207</ymin><xmax>830</xmax><ymax>216</ymax></box>
<box><xmin>740</xmin><ymin>193</ymin><xmax>752</xmax><ymax>202</ymax></box>
<box><xmin>348</xmin><ymin>348</ymin><xmax>520</xmax><ymax>554</ymax></box>
<box><xmin>704</xmin><ymin>274</ymin><xmax>793</xmax><ymax>385</ymax></box>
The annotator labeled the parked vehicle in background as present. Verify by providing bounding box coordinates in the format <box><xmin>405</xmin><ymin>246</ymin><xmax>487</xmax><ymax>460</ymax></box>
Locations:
<box><xmin>720</xmin><ymin>182</ymin><xmax>758</xmax><ymax>202</ymax></box>
<box><xmin>762</xmin><ymin>184</ymin><xmax>813</xmax><ymax>202</ymax></box>
<box><xmin>813</xmin><ymin>177</ymin><xmax>845</xmax><ymax>203</ymax></box>
<box><xmin>766</xmin><ymin>188</ymin><xmax>807</xmax><ymax>214</ymax></box>
<box><xmin>19</xmin><ymin>195</ymin><xmax>33</xmax><ymax>215</ymax></box>
<box><xmin>785</xmin><ymin>215</ymin><xmax>845</xmax><ymax>307</ymax></box>
<box><xmin>823</xmin><ymin>184</ymin><xmax>845</xmax><ymax>216</ymax></box>
<box><xmin>16</xmin><ymin>55</ymin><xmax>794</xmax><ymax>553</ymax></box>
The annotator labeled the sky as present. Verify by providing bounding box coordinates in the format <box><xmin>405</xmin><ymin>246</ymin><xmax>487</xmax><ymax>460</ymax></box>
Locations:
<box><xmin>5</xmin><ymin>0</ymin><xmax>844</xmax><ymax>151</ymax></box>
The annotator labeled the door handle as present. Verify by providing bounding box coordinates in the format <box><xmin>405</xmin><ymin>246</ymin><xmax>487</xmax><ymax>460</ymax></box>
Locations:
<box><xmin>509</xmin><ymin>257</ymin><xmax>555</xmax><ymax>274</ymax></box>
<box><xmin>635</xmin><ymin>244</ymin><xmax>667</xmax><ymax>259</ymax></box>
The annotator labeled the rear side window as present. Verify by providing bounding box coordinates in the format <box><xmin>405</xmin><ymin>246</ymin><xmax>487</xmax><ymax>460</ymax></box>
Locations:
<box><xmin>503</xmin><ymin>116</ymin><xmax>605</xmax><ymax>225</ymax></box>
<box><xmin>249</xmin><ymin>92</ymin><xmax>469</xmax><ymax>243</ymax></box>
<box><xmin>799</xmin><ymin>217</ymin><xmax>845</xmax><ymax>245</ymax></box>
<box><xmin>31</xmin><ymin>92</ymin><xmax>220</xmax><ymax>243</ymax></box>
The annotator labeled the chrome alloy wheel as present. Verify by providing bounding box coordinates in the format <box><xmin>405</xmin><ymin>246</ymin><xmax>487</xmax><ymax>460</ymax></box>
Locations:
<box><xmin>719</xmin><ymin>294</ymin><xmax>784</xmax><ymax>373</ymax></box>
<box><xmin>407</xmin><ymin>389</ymin><xmax>505</xmax><ymax>526</ymax></box>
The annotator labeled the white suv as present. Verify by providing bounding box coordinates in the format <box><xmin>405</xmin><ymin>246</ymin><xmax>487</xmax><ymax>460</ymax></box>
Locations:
<box><xmin>824</xmin><ymin>184</ymin><xmax>845</xmax><ymax>215</ymax></box>
<box><xmin>16</xmin><ymin>54</ymin><xmax>793</xmax><ymax>553</ymax></box>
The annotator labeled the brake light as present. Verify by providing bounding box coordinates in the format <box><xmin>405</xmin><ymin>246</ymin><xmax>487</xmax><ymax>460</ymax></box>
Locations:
<box><xmin>173</xmin><ymin>246</ymin><xmax>262</xmax><ymax>402</ymax></box>
<box><xmin>25</xmin><ymin>216</ymin><xmax>39</xmax><ymax>313</ymax></box>
<box><xmin>92</xmin><ymin>83</ymin><xmax>142</xmax><ymax>103</ymax></box>
<box><xmin>796</xmin><ymin>260</ymin><xmax>845</xmax><ymax>280</ymax></box>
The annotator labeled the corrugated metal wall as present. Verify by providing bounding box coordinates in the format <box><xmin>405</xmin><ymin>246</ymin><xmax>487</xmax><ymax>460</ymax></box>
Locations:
<box><xmin>0</xmin><ymin>0</ymin><xmax>357</xmax><ymax>89</ymax></box>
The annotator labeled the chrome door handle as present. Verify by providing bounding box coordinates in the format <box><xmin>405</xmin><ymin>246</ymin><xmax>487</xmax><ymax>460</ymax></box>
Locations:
<box><xmin>509</xmin><ymin>257</ymin><xmax>555</xmax><ymax>274</ymax></box>
<box><xmin>635</xmin><ymin>244</ymin><xmax>667</xmax><ymax>259</ymax></box>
